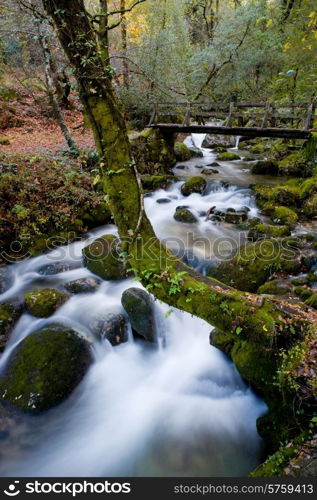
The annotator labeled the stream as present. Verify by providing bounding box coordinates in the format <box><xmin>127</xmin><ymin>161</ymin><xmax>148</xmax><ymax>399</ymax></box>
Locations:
<box><xmin>0</xmin><ymin>136</ymin><xmax>275</xmax><ymax>477</ymax></box>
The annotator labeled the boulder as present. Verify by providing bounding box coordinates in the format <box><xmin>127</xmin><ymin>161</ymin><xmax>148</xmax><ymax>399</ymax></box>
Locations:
<box><xmin>141</xmin><ymin>175</ymin><xmax>174</xmax><ymax>191</ymax></box>
<box><xmin>248</xmin><ymin>223</ymin><xmax>291</xmax><ymax>241</ymax></box>
<box><xmin>90</xmin><ymin>313</ymin><xmax>128</xmax><ymax>346</ymax></box>
<box><xmin>82</xmin><ymin>234</ymin><xmax>126</xmax><ymax>281</ymax></box>
<box><xmin>174</xmin><ymin>142</ymin><xmax>202</xmax><ymax>162</ymax></box>
<box><xmin>0</xmin><ymin>326</ymin><xmax>92</xmax><ymax>413</ymax></box>
<box><xmin>209</xmin><ymin>238</ymin><xmax>301</xmax><ymax>292</ymax></box>
<box><xmin>251</xmin><ymin>160</ymin><xmax>279</xmax><ymax>175</ymax></box>
<box><xmin>202</xmin><ymin>135</ymin><xmax>235</xmax><ymax>149</ymax></box>
<box><xmin>25</xmin><ymin>289</ymin><xmax>68</xmax><ymax>318</ymax></box>
<box><xmin>217</xmin><ymin>152</ymin><xmax>241</xmax><ymax>161</ymax></box>
<box><xmin>121</xmin><ymin>288</ymin><xmax>156</xmax><ymax>342</ymax></box>
<box><xmin>175</xmin><ymin>164</ymin><xmax>188</xmax><ymax>170</ymax></box>
<box><xmin>0</xmin><ymin>303</ymin><xmax>21</xmax><ymax>351</ymax></box>
<box><xmin>38</xmin><ymin>262</ymin><xmax>80</xmax><ymax>276</ymax></box>
<box><xmin>174</xmin><ymin>207</ymin><xmax>197</xmax><ymax>223</ymax></box>
<box><xmin>156</xmin><ymin>198</ymin><xmax>172</xmax><ymax>204</ymax></box>
<box><xmin>181</xmin><ymin>176</ymin><xmax>206</xmax><ymax>196</ymax></box>
<box><xmin>201</xmin><ymin>168</ymin><xmax>219</xmax><ymax>175</ymax></box>
<box><xmin>273</xmin><ymin>206</ymin><xmax>298</xmax><ymax>228</ymax></box>
<box><xmin>278</xmin><ymin>151</ymin><xmax>312</xmax><ymax>177</ymax></box>
<box><xmin>224</xmin><ymin>210</ymin><xmax>248</xmax><ymax>224</ymax></box>
<box><xmin>65</xmin><ymin>277</ymin><xmax>101</xmax><ymax>294</ymax></box>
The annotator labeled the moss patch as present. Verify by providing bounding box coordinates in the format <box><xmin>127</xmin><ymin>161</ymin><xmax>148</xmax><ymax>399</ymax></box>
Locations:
<box><xmin>181</xmin><ymin>176</ymin><xmax>206</xmax><ymax>196</ymax></box>
<box><xmin>217</xmin><ymin>152</ymin><xmax>240</xmax><ymax>161</ymax></box>
<box><xmin>273</xmin><ymin>206</ymin><xmax>299</xmax><ymax>227</ymax></box>
<box><xmin>82</xmin><ymin>234</ymin><xmax>126</xmax><ymax>280</ymax></box>
<box><xmin>25</xmin><ymin>289</ymin><xmax>68</xmax><ymax>318</ymax></box>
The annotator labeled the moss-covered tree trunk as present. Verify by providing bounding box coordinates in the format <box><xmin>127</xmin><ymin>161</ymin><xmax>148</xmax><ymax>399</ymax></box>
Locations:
<box><xmin>42</xmin><ymin>0</ymin><xmax>315</xmax><ymax>340</ymax></box>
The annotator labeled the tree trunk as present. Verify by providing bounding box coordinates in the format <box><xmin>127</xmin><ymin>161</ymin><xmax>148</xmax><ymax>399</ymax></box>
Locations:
<box><xmin>120</xmin><ymin>0</ymin><xmax>129</xmax><ymax>87</ymax></box>
<box><xmin>39</xmin><ymin>32</ymin><xmax>77</xmax><ymax>150</ymax></box>
<box><xmin>41</xmin><ymin>0</ymin><xmax>316</xmax><ymax>340</ymax></box>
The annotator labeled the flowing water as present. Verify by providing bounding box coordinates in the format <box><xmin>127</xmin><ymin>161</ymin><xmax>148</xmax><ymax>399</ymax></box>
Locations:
<box><xmin>0</xmin><ymin>135</ymin><xmax>271</xmax><ymax>477</ymax></box>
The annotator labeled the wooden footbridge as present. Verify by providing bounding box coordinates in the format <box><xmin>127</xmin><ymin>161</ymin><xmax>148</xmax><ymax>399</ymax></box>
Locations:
<box><xmin>148</xmin><ymin>101</ymin><xmax>316</xmax><ymax>139</ymax></box>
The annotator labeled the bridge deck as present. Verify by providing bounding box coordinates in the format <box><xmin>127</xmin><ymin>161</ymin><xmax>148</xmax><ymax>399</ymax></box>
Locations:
<box><xmin>150</xmin><ymin>124</ymin><xmax>312</xmax><ymax>139</ymax></box>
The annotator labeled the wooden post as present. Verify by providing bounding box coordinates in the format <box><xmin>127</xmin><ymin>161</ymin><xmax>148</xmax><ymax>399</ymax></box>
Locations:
<box><xmin>261</xmin><ymin>102</ymin><xmax>271</xmax><ymax>129</ymax></box>
<box><xmin>148</xmin><ymin>103</ymin><xmax>158</xmax><ymax>126</ymax></box>
<box><xmin>183</xmin><ymin>103</ymin><xmax>191</xmax><ymax>126</ymax></box>
<box><xmin>227</xmin><ymin>102</ymin><xmax>234</xmax><ymax>127</ymax></box>
<box><xmin>304</xmin><ymin>103</ymin><xmax>315</xmax><ymax>130</ymax></box>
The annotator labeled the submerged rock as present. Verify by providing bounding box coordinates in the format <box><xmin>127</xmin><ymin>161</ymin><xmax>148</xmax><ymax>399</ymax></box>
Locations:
<box><xmin>0</xmin><ymin>326</ymin><xmax>92</xmax><ymax>413</ymax></box>
<box><xmin>174</xmin><ymin>207</ymin><xmax>197</xmax><ymax>223</ymax></box>
<box><xmin>201</xmin><ymin>168</ymin><xmax>219</xmax><ymax>175</ymax></box>
<box><xmin>175</xmin><ymin>164</ymin><xmax>188</xmax><ymax>170</ymax></box>
<box><xmin>156</xmin><ymin>198</ymin><xmax>172</xmax><ymax>204</ymax></box>
<box><xmin>91</xmin><ymin>313</ymin><xmax>128</xmax><ymax>346</ymax></box>
<box><xmin>38</xmin><ymin>262</ymin><xmax>80</xmax><ymax>276</ymax></box>
<box><xmin>25</xmin><ymin>288</ymin><xmax>68</xmax><ymax>318</ymax></box>
<box><xmin>82</xmin><ymin>234</ymin><xmax>126</xmax><ymax>281</ymax></box>
<box><xmin>217</xmin><ymin>152</ymin><xmax>241</xmax><ymax>161</ymax></box>
<box><xmin>224</xmin><ymin>210</ymin><xmax>248</xmax><ymax>224</ymax></box>
<box><xmin>251</xmin><ymin>160</ymin><xmax>279</xmax><ymax>175</ymax></box>
<box><xmin>121</xmin><ymin>288</ymin><xmax>156</xmax><ymax>343</ymax></box>
<box><xmin>65</xmin><ymin>277</ymin><xmax>101</xmax><ymax>294</ymax></box>
<box><xmin>181</xmin><ymin>176</ymin><xmax>206</xmax><ymax>196</ymax></box>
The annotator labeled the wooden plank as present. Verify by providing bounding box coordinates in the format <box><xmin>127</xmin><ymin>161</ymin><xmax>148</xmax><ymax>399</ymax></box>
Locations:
<box><xmin>150</xmin><ymin>124</ymin><xmax>313</xmax><ymax>139</ymax></box>
<box><xmin>304</xmin><ymin>103</ymin><xmax>315</xmax><ymax>130</ymax></box>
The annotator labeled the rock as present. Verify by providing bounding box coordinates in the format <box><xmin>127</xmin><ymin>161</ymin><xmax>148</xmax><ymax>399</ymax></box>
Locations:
<box><xmin>213</xmin><ymin>146</ymin><xmax>227</xmax><ymax>153</ymax></box>
<box><xmin>174</xmin><ymin>142</ymin><xmax>202</xmax><ymax>162</ymax></box>
<box><xmin>240</xmin><ymin>206</ymin><xmax>251</xmax><ymax>213</ymax></box>
<box><xmin>305</xmin><ymin>293</ymin><xmax>317</xmax><ymax>309</ymax></box>
<box><xmin>251</xmin><ymin>160</ymin><xmax>279</xmax><ymax>175</ymax></box>
<box><xmin>129</xmin><ymin>128</ymin><xmax>176</xmax><ymax>175</ymax></box>
<box><xmin>0</xmin><ymin>326</ymin><xmax>92</xmax><ymax>414</ymax></box>
<box><xmin>156</xmin><ymin>198</ymin><xmax>171</xmax><ymax>204</ymax></box>
<box><xmin>0</xmin><ymin>303</ymin><xmax>21</xmax><ymax>351</ymax></box>
<box><xmin>278</xmin><ymin>151</ymin><xmax>311</xmax><ymax>177</ymax></box>
<box><xmin>64</xmin><ymin>277</ymin><xmax>101</xmax><ymax>294</ymax></box>
<box><xmin>141</xmin><ymin>175</ymin><xmax>174</xmax><ymax>191</ymax></box>
<box><xmin>201</xmin><ymin>168</ymin><xmax>219</xmax><ymax>175</ymax></box>
<box><xmin>291</xmin><ymin>276</ymin><xmax>309</xmax><ymax>286</ymax></box>
<box><xmin>294</xmin><ymin>286</ymin><xmax>313</xmax><ymax>301</ymax></box>
<box><xmin>273</xmin><ymin>206</ymin><xmax>298</xmax><ymax>228</ymax></box>
<box><xmin>194</xmin><ymin>165</ymin><xmax>203</xmax><ymax>169</ymax></box>
<box><xmin>82</xmin><ymin>234</ymin><xmax>126</xmax><ymax>281</ymax></box>
<box><xmin>181</xmin><ymin>176</ymin><xmax>206</xmax><ymax>196</ymax></box>
<box><xmin>249</xmin><ymin>143</ymin><xmax>267</xmax><ymax>155</ymax></box>
<box><xmin>202</xmin><ymin>135</ymin><xmax>235</xmax><ymax>149</ymax></box>
<box><xmin>174</xmin><ymin>207</ymin><xmax>197</xmax><ymax>223</ymax></box>
<box><xmin>248</xmin><ymin>223</ymin><xmax>291</xmax><ymax>241</ymax></box>
<box><xmin>302</xmin><ymin>194</ymin><xmax>317</xmax><ymax>218</ymax></box>
<box><xmin>25</xmin><ymin>289</ymin><xmax>68</xmax><ymax>318</ymax></box>
<box><xmin>121</xmin><ymin>288</ymin><xmax>156</xmax><ymax>342</ymax></box>
<box><xmin>224</xmin><ymin>210</ymin><xmax>248</xmax><ymax>224</ymax></box>
<box><xmin>38</xmin><ymin>262</ymin><xmax>80</xmax><ymax>275</ymax></box>
<box><xmin>175</xmin><ymin>164</ymin><xmax>188</xmax><ymax>170</ymax></box>
<box><xmin>217</xmin><ymin>152</ymin><xmax>241</xmax><ymax>161</ymax></box>
<box><xmin>206</xmin><ymin>162</ymin><xmax>220</xmax><ymax>167</ymax></box>
<box><xmin>209</xmin><ymin>238</ymin><xmax>302</xmax><ymax>292</ymax></box>
<box><xmin>220</xmin><ymin>181</ymin><xmax>230</xmax><ymax>190</ymax></box>
<box><xmin>90</xmin><ymin>313</ymin><xmax>128</xmax><ymax>346</ymax></box>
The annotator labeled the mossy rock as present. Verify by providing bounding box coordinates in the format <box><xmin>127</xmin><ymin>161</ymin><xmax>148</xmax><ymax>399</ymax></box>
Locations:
<box><xmin>65</xmin><ymin>277</ymin><xmax>101</xmax><ymax>294</ymax></box>
<box><xmin>248</xmin><ymin>223</ymin><xmax>290</xmax><ymax>241</ymax></box>
<box><xmin>181</xmin><ymin>176</ymin><xmax>206</xmax><ymax>196</ymax></box>
<box><xmin>291</xmin><ymin>276</ymin><xmax>309</xmax><ymax>286</ymax></box>
<box><xmin>25</xmin><ymin>289</ymin><xmax>68</xmax><ymax>318</ymax></box>
<box><xmin>82</xmin><ymin>201</ymin><xmax>112</xmax><ymax>226</ymax></box>
<box><xmin>217</xmin><ymin>152</ymin><xmax>240</xmax><ymax>161</ymax></box>
<box><xmin>251</xmin><ymin>160</ymin><xmax>279</xmax><ymax>175</ymax></box>
<box><xmin>231</xmin><ymin>340</ymin><xmax>277</xmax><ymax>392</ymax></box>
<box><xmin>273</xmin><ymin>206</ymin><xmax>298</xmax><ymax>228</ymax></box>
<box><xmin>0</xmin><ymin>326</ymin><xmax>92</xmax><ymax>413</ymax></box>
<box><xmin>271</xmin><ymin>186</ymin><xmax>300</xmax><ymax>207</ymax></box>
<box><xmin>174</xmin><ymin>142</ymin><xmax>203</xmax><ymax>162</ymax></box>
<box><xmin>0</xmin><ymin>303</ymin><xmax>21</xmax><ymax>351</ymax></box>
<box><xmin>141</xmin><ymin>175</ymin><xmax>174</xmax><ymax>191</ymax></box>
<box><xmin>305</xmin><ymin>293</ymin><xmax>317</xmax><ymax>310</ymax></box>
<box><xmin>130</xmin><ymin>128</ymin><xmax>176</xmax><ymax>175</ymax></box>
<box><xmin>258</xmin><ymin>280</ymin><xmax>289</xmax><ymax>295</ymax></box>
<box><xmin>121</xmin><ymin>288</ymin><xmax>155</xmax><ymax>342</ymax></box>
<box><xmin>209</xmin><ymin>238</ymin><xmax>301</xmax><ymax>292</ymax></box>
<box><xmin>294</xmin><ymin>286</ymin><xmax>313</xmax><ymax>301</ymax></box>
<box><xmin>302</xmin><ymin>194</ymin><xmax>317</xmax><ymax>218</ymax></box>
<box><xmin>299</xmin><ymin>178</ymin><xmax>317</xmax><ymax>199</ymax></box>
<box><xmin>278</xmin><ymin>151</ymin><xmax>312</xmax><ymax>177</ymax></box>
<box><xmin>249</xmin><ymin>143</ymin><xmax>266</xmax><ymax>155</ymax></box>
<box><xmin>82</xmin><ymin>234</ymin><xmax>126</xmax><ymax>281</ymax></box>
<box><xmin>174</xmin><ymin>207</ymin><xmax>197</xmax><ymax>223</ymax></box>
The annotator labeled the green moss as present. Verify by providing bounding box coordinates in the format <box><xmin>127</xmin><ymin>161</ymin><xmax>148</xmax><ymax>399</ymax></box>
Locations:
<box><xmin>0</xmin><ymin>326</ymin><xmax>92</xmax><ymax>413</ymax></box>
<box><xmin>130</xmin><ymin>128</ymin><xmax>176</xmax><ymax>174</ymax></box>
<box><xmin>181</xmin><ymin>176</ymin><xmax>206</xmax><ymax>196</ymax></box>
<box><xmin>0</xmin><ymin>137</ymin><xmax>10</xmax><ymax>146</ymax></box>
<box><xmin>25</xmin><ymin>289</ymin><xmax>68</xmax><ymax>318</ymax></box>
<box><xmin>305</xmin><ymin>293</ymin><xmax>317</xmax><ymax>309</ymax></box>
<box><xmin>294</xmin><ymin>286</ymin><xmax>313</xmax><ymax>301</ymax></box>
<box><xmin>174</xmin><ymin>142</ymin><xmax>202</xmax><ymax>161</ymax></box>
<box><xmin>251</xmin><ymin>441</ymin><xmax>298</xmax><ymax>477</ymax></box>
<box><xmin>278</xmin><ymin>151</ymin><xmax>312</xmax><ymax>177</ymax></box>
<box><xmin>299</xmin><ymin>178</ymin><xmax>317</xmax><ymax>199</ymax></box>
<box><xmin>258</xmin><ymin>280</ymin><xmax>288</xmax><ymax>295</ymax></box>
<box><xmin>271</xmin><ymin>186</ymin><xmax>300</xmax><ymax>207</ymax></box>
<box><xmin>302</xmin><ymin>193</ymin><xmax>317</xmax><ymax>218</ymax></box>
<box><xmin>273</xmin><ymin>206</ymin><xmax>298</xmax><ymax>227</ymax></box>
<box><xmin>82</xmin><ymin>234</ymin><xmax>126</xmax><ymax>280</ymax></box>
<box><xmin>248</xmin><ymin>223</ymin><xmax>290</xmax><ymax>241</ymax></box>
<box><xmin>141</xmin><ymin>175</ymin><xmax>174</xmax><ymax>191</ymax></box>
<box><xmin>249</xmin><ymin>143</ymin><xmax>266</xmax><ymax>155</ymax></box>
<box><xmin>174</xmin><ymin>207</ymin><xmax>197</xmax><ymax>223</ymax></box>
<box><xmin>251</xmin><ymin>160</ymin><xmax>279</xmax><ymax>175</ymax></box>
<box><xmin>209</xmin><ymin>238</ymin><xmax>300</xmax><ymax>292</ymax></box>
<box><xmin>217</xmin><ymin>152</ymin><xmax>241</xmax><ymax>161</ymax></box>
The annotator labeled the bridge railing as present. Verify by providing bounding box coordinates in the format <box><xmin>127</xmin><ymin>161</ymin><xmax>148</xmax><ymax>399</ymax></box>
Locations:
<box><xmin>148</xmin><ymin>101</ymin><xmax>316</xmax><ymax>131</ymax></box>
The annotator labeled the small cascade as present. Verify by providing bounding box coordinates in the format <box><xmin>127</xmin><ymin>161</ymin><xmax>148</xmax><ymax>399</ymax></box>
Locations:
<box><xmin>233</xmin><ymin>136</ymin><xmax>242</xmax><ymax>150</ymax></box>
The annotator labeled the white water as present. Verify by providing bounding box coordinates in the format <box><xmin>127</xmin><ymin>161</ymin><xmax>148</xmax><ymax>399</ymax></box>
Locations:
<box><xmin>0</xmin><ymin>136</ymin><xmax>268</xmax><ymax>477</ymax></box>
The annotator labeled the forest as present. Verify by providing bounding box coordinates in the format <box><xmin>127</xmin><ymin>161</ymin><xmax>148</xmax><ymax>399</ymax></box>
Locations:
<box><xmin>0</xmin><ymin>0</ymin><xmax>316</xmax><ymax>479</ymax></box>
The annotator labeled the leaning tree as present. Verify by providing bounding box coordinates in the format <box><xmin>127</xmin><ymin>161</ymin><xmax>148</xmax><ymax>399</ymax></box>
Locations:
<box><xmin>41</xmin><ymin>0</ymin><xmax>316</xmax><ymax>344</ymax></box>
